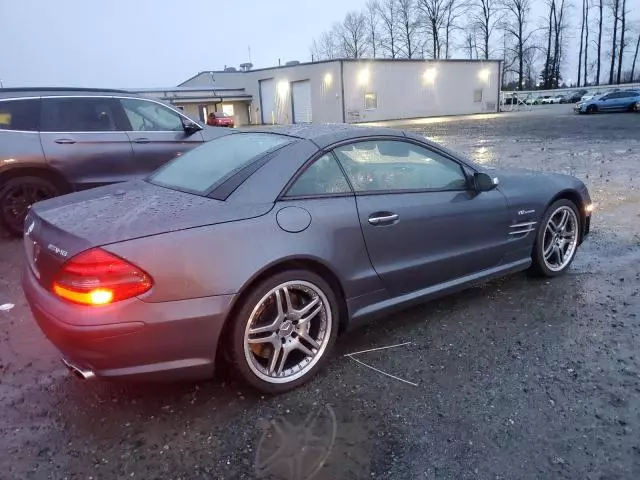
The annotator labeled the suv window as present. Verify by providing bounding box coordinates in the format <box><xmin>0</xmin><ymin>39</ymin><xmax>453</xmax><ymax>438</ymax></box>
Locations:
<box><xmin>334</xmin><ymin>140</ymin><xmax>468</xmax><ymax>193</ymax></box>
<box><xmin>41</xmin><ymin>97</ymin><xmax>119</xmax><ymax>132</ymax></box>
<box><xmin>121</xmin><ymin>98</ymin><xmax>184</xmax><ymax>132</ymax></box>
<box><xmin>0</xmin><ymin>99</ymin><xmax>41</xmax><ymax>131</ymax></box>
<box><xmin>150</xmin><ymin>133</ymin><xmax>290</xmax><ymax>195</ymax></box>
<box><xmin>286</xmin><ymin>153</ymin><xmax>352</xmax><ymax>197</ymax></box>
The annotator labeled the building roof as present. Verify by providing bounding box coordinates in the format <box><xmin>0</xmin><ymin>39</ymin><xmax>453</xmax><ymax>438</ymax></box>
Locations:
<box><xmin>179</xmin><ymin>57</ymin><xmax>503</xmax><ymax>85</ymax></box>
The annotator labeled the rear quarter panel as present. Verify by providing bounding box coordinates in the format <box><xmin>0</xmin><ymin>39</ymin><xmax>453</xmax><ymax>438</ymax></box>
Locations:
<box><xmin>0</xmin><ymin>131</ymin><xmax>47</xmax><ymax>175</ymax></box>
<box><xmin>104</xmin><ymin>196</ymin><xmax>382</xmax><ymax>305</ymax></box>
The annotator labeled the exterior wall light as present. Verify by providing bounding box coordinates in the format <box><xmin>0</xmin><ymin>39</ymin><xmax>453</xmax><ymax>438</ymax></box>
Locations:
<box><xmin>324</xmin><ymin>73</ymin><xmax>333</xmax><ymax>87</ymax></box>
<box><xmin>478</xmin><ymin>68</ymin><xmax>491</xmax><ymax>82</ymax></box>
<box><xmin>423</xmin><ymin>67</ymin><xmax>437</xmax><ymax>85</ymax></box>
<box><xmin>358</xmin><ymin>68</ymin><xmax>370</xmax><ymax>87</ymax></box>
<box><xmin>277</xmin><ymin>80</ymin><xmax>290</xmax><ymax>99</ymax></box>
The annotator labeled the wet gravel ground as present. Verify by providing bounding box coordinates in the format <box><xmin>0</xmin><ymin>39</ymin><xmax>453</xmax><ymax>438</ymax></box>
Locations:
<box><xmin>1</xmin><ymin>105</ymin><xmax>639</xmax><ymax>479</ymax></box>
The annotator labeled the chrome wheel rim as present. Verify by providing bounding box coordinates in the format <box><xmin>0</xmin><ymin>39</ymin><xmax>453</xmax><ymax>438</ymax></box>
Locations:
<box><xmin>244</xmin><ymin>280</ymin><xmax>332</xmax><ymax>384</ymax></box>
<box><xmin>542</xmin><ymin>206</ymin><xmax>579</xmax><ymax>272</ymax></box>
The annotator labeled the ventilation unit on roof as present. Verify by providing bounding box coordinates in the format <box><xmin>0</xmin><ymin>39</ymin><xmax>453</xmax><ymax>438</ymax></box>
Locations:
<box><xmin>240</xmin><ymin>63</ymin><xmax>253</xmax><ymax>72</ymax></box>
<box><xmin>224</xmin><ymin>67</ymin><xmax>237</xmax><ymax>72</ymax></box>
<box><xmin>285</xmin><ymin>61</ymin><xmax>300</xmax><ymax>66</ymax></box>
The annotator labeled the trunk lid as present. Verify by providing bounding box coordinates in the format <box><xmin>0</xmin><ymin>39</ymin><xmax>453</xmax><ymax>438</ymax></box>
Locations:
<box><xmin>25</xmin><ymin>180</ymin><xmax>272</xmax><ymax>287</ymax></box>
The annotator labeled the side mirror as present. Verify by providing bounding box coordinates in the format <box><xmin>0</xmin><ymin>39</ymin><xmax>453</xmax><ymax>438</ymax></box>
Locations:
<box><xmin>474</xmin><ymin>172</ymin><xmax>499</xmax><ymax>192</ymax></box>
<box><xmin>183</xmin><ymin>121</ymin><xmax>202</xmax><ymax>135</ymax></box>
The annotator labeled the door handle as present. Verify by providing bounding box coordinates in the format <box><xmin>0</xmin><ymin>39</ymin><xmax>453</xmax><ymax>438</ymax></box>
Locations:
<box><xmin>368</xmin><ymin>213</ymin><xmax>399</xmax><ymax>225</ymax></box>
<box><xmin>54</xmin><ymin>138</ymin><xmax>76</xmax><ymax>144</ymax></box>
<box><xmin>132</xmin><ymin>138</ymin><xmax>151</xmax><ymax>144</ymax></box>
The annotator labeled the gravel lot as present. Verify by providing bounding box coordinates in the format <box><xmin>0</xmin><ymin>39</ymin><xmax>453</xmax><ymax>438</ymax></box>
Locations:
<box><xmin>1</xmin><ymin>105</ymin><xmax>639</xmax><ymax>480</ymax></box>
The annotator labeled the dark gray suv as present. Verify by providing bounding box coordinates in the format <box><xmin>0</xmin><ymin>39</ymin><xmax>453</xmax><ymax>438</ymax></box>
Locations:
<box><xmin>0</xmin><ymin>88</ymin><xmax>228</xmax><ymax>236</ymax></box>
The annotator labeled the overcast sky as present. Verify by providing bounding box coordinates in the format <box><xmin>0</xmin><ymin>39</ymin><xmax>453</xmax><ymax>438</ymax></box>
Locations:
<box><xmin>0</xmin><ymin>0</ymin><xmax>365</xmax><ymax>88</ymax></box>
<box><xmin>1</xmin><ymin>0</ymin><xmax>638</xmax><ymax>88</ymax></box>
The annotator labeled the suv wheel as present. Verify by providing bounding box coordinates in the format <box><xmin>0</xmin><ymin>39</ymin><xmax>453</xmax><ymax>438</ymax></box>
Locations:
<box><xmin>0</xmin><ymin>177</ymin><xmax>60</xmax><ymax>237</ymax></box>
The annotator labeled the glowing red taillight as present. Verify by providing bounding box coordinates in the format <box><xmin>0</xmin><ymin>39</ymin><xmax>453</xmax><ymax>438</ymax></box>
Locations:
<box><xmin>52</xmin><ymin>248</ymin><xmax>152</xmax><ymax>306</ymax></box>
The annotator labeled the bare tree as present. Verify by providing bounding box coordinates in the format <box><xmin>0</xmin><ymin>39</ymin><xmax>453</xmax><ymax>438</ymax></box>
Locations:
<box><xmin>608</xmin><ymin>0</ymin><xmax>620</xmax><ymax>84</ymax></box>
<box><xmin>417</xmin><ymin>0</ymin><xmax>448</xmax><ymax>59</ymax></box>
<box><xmin>443</xmin><ymin>0</ymin><xmax>465</xmax><ymax>58</ymax></box>
<box><xmin>552</xmin><ymin>0</ymin><xmax>567</xmax><ymax>87</ymax></box>
<box><xmin>615</xmin><ymin>0</ymin><xmax>626</xmax><ymax>84</ymax></box>
<box><xmin>578</xmin><ymin>0</ymin><xmax>587</xmax><ymax>86</ymax></box>
<box><xmin>338</xmin><ymin>11</ymin><xmax>369</xmax><ymax>58</ymax></box>
<box><xmin>543</xmin><ymin>0</ymin><xmax>556</xmax><ymax>88</ymax></box>
<box><xmin>311</xmin><ymin>29</ymin><xmax>339</xmax><ymax>60</ymax></box>
<box><xmin>631</xmin><ymin>33</ymin><xmax>640</xmax><ymax>82</ymax></box>
<box><xmin>471</xmin><ymin>0</ymin><xmax>501</xmax><ymax>59</ymax></box>
<box><xmin>596</xmin><ymin>0</ymin><xmax>603</xmax><ymax>84</ymax></box>
<box><xmin>502</xmin><ymin>0</ymin><xmax>534</xmax><ymax>89</ymax></box>
<box><xmin>463</xmin><ymin>23</ymin><xmax>480</xmax><ymax>59</ymax></box>
<box><xmin>365</xmin><ymin>0</ymin><xmax>381</xmax><ymax>58</ymax></box>
<box><xmin>397</xmin><ymin>0</ymin><xmax>420</xmax><ymax>57</ymax></box>
<box><xmin>378</xmin><ymin>0</ymin><xmax>400</xmax><ymax>58</ymax></box>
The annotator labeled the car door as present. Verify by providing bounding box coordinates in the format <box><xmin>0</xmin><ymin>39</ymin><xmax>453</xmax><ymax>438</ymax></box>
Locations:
<box><xmin>39</xmin><ymin>96</ymin><xmax>135</xmax><ymax>190</ymax></box>
<box><xmin>333</xmin><ymin>138</ymin><xmax>511</xmax><ymax>296</ymax></box>
<box><xmin>119</xmin><ymin>97</ymin><xmax>204</xmax><ymax>176</ymax></box>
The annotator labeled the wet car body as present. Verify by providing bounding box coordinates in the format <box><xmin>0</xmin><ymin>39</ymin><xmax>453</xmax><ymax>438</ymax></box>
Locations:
<box><xmin>22</xmin><ymin>125</ymin><xmax>592</xmax><ymax>391</ymax></box>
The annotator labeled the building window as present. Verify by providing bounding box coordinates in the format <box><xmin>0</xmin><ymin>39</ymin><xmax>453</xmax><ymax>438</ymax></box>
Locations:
<box><xmin>222</xmin><ymin>104</ymin><xmax>235</xmax><ymax>116</ymax></box>
<box><xmin>364</xmin><ymin>93</ymin><xmax>378</xmax><ymax>110</ymax></box>
<box><xmin>474</xmin><ymin>89</ymin><xmax>483</xmax><ymax>103</ymax></box>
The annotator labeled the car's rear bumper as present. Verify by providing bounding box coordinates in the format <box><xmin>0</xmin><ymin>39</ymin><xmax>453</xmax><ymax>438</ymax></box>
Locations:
<box><xmin>22</xmin><ymin>266</ymin><xmax>235</xmax><ymax>381</ymax></box>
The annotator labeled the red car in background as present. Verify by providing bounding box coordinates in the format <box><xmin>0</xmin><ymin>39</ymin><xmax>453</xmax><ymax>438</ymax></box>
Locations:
<box><xmin>206</xmin><ymin>111</ymin><xmax>234</xmax><ymax>127</ymax></box>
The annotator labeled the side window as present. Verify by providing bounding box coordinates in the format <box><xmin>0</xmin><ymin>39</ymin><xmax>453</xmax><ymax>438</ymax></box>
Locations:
<box><xmin>41</xmin><ymin>98</ymin><xmax>118</xmax><ymax>132</ymax></box>
<box><xmin>120</xmin><ymin>98</ymin><xmax>184</xmax><ymax>132</ymax></box>
<box><xmin>334</xmin><ymin>140</ymin><xmax>468</xmax><ymax>193</ymax></box>
<box><xmin>0</xmin><ymin>99</ymin><xmax>41</xmax><ymax>131</ymax></box>
<box><xmin>286</xmin><ymin>153</ymin><xmax>352</xmax><ymax>197</ymax></box>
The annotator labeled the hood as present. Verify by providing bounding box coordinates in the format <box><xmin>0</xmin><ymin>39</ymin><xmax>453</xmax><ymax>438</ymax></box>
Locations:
<box><xmin>485</xmin><ymin>166</ymin><xmax>584</xmax><ymax>189</ymax></box>
<box><xmin>30</xmin><ymin>180</ymin><xmax>272</xmax><ymax>249</ymax></box>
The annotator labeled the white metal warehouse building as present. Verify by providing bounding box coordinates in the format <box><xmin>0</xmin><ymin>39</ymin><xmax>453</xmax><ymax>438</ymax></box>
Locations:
<box><xmin>138</xmin><ymin>59</ymin><xmax>502</xmax><ymax>127</ymax></box>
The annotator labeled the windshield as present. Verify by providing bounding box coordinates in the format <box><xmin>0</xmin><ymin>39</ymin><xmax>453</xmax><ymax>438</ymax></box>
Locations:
<box><xmin>149</xmin><ymin>132</ymin><xmax>290</xmax><ymax>195</ymax></box>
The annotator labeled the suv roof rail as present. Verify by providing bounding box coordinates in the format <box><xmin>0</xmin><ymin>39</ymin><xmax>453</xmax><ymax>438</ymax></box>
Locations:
<box><xmin>0</xmin><ymin>87</ymin><xmax>131</xmax><ymax>94</ymax></box>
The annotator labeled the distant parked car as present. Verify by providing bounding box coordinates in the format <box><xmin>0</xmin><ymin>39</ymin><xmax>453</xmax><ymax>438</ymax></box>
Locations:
<box><xmin>581</xmin><ymin>88</ymin><xmax>621</xmax><ymax>102</ymax></box>
<box><xmin>541</xmin><ymin>96</ymin><xmax>563</xmax><ymax>104</ymax></box>
<box><xmin>575</xmin><ymin>90</ymin><xmax>640</xmax><ymax>114</ymax></box>
<box><xmin>207</xmin><ymin>111</ymin><xmax>235</xmax><ymax>128</ymax></box>
<box><xmin>0</xmin><ymin>87</ymin><xmax>229</xmax><ymax>236</ymax></box>
<box><xmin>562</xmin><ymin>90</ymin><xmax>588</xmax><ymax>103</ymax></box>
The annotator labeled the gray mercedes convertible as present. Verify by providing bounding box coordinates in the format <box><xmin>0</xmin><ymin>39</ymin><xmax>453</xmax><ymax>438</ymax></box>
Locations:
<box><xmin>22</xmin><ymin>124</ymin><xmax>593</xmax><ymax>393</ymax></box>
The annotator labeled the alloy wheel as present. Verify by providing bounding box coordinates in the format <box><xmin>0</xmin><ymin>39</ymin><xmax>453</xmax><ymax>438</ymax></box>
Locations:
<box><xmin>542</xmin><ymin>206</ymin><xmax>579</xmax><ymax>272</ymax></box>
<box><xmin>243</xmin><ymin>280</ymin><xmax>332</xmax><ymax>384</ymax></box>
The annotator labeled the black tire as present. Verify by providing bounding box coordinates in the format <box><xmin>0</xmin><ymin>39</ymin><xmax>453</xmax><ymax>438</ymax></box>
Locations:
<box><xmin>0</xmin><ymin>176</ymin><xmax>60</xmax><ymax>237</ymax></box>
<box><xmin>529</xmin><ymin>199</ymin><xmax>581</xmax><ymax>278</ymax></box>
<box><xmin>586</xmin><ymin>105</ymin><xmax>597</xmax><ymax>114</ymax></box>
<box><xmin>227</xmin><ymin>269</ymin><xmax>340</xmax><ymax>394</ymax></box>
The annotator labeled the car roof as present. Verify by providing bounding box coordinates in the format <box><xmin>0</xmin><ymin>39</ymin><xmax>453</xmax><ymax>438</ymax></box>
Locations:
<box><xmin>0</xmin><ymin>87</ymin><xmax>134</xmax><ymax>100</ymax></box>
<box><xmin>242</xmin><ymin>124</ymin><xmax>408</xmax><ymax>148</ymax></box>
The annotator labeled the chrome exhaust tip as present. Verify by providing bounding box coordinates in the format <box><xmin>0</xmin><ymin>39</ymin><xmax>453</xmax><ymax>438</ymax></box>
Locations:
<box><xmin>61</xmin><ymin>358</ymin><xmax>95</xmax><ymax>380</ymax></box>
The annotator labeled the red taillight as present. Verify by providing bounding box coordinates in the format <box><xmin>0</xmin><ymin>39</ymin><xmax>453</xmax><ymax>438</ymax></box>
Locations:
<box><xmin>52</xmin><ymin>248</ymin><xmax>152</xmax><ymax>306</ymax></box>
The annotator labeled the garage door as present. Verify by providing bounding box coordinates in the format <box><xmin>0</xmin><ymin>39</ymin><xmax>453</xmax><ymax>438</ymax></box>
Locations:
<box><xmin>292</xmin><ymin>80</ymin><xmax>312</xmax><ymax>124</ymax></box>
<box><xmin>259</xmin><ymin>79</ymin><xmax>276</xmax><ymax>125</ymax></box>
